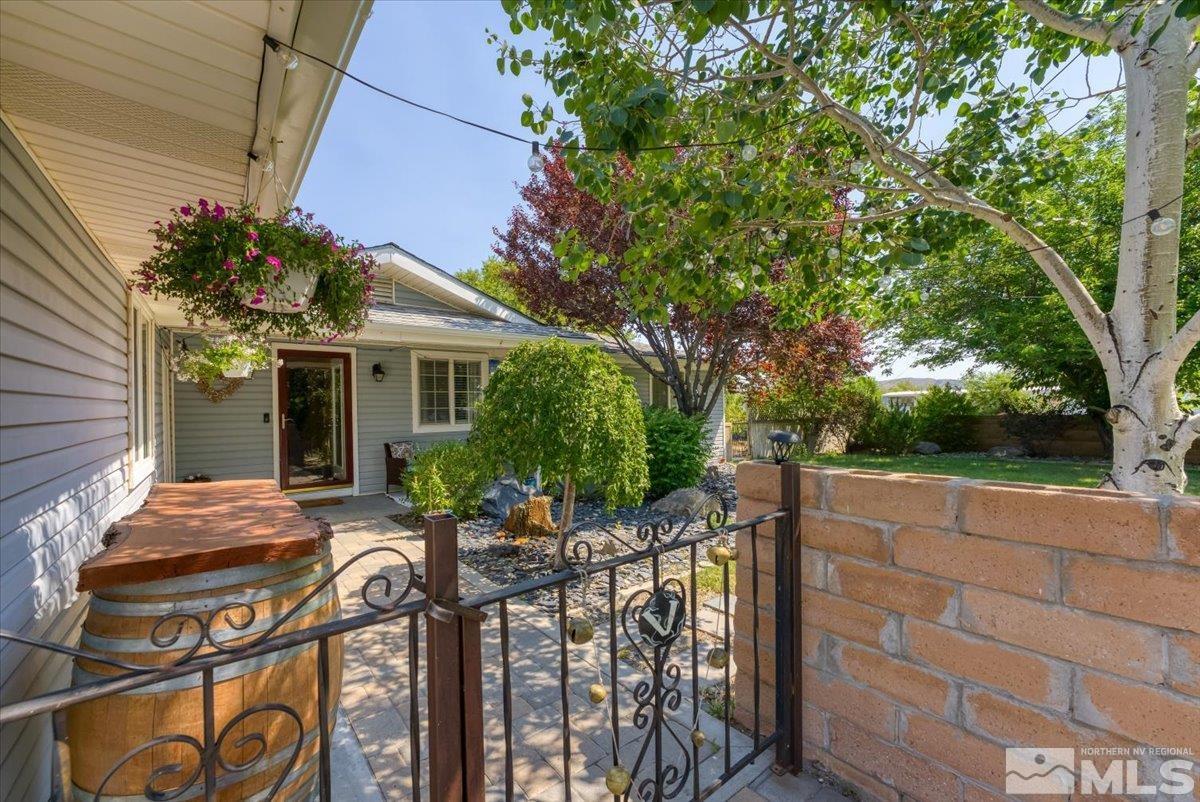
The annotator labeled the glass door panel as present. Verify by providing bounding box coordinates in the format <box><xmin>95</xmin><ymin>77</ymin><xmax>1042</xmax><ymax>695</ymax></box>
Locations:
<box><xmin>278</xmin><ymin>351</ymin><xmax>353</xmax><ymax>490</ymax></box>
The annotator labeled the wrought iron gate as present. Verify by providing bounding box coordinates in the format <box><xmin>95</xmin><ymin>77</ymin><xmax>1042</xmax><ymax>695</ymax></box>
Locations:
<box><xmin>0</xmin><ymin>464</ymin><xmax>801</xmax><ymax>802</ymax></box>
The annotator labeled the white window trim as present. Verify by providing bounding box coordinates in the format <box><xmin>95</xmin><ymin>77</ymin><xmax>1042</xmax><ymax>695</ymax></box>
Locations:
<box><xmin>126</xmin><ymin>293</ymin><xmax>155</xmax><ymax>487</ymax></box>
<box><xmin>410</xmin><ymin>350</ymin><xmax>489</xmax><ymax>433</ymax></box>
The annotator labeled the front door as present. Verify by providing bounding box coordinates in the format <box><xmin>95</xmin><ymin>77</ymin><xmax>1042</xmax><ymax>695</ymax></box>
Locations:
<box><xmin>277</xmin><ymin>350</ymin><xmax>353</xmax><ymax>491</ymax></box>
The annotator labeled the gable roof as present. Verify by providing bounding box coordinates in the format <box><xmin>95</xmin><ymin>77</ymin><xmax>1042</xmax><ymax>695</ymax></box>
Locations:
<box><xmin>367</xmin><ymin>243</ymin><xmax>538</xmax><ymax>325</ymax></box>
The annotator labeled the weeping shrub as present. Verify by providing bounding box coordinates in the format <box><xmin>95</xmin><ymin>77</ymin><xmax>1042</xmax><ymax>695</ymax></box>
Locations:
<box><xmin>913</xmin><ymin>386</ymin><xmax>978</xmax><ymax>452</ymax></box>
<box><xmin>858</xmin><ymin>405</ymin><xmax>921</xmax><ymax>455</ymax></box>
<box><xmin>643</xmin><ymin>406</ymin><xmax>709</xmax><ymax>499</ymax></box>
<box><xmin>403</xmin><ymin>440</ymin><xmax>491</xmax><ymax>518</ymax></box>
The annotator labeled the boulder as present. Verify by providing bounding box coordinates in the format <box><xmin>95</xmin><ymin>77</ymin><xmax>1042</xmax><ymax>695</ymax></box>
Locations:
<box><xmin>481</xmin><ymin>476</ymin><xmax>537</xmax><ymax>519</ymax></box>
<box><xmin>914</xmin><ymin>441</ymin><xmax>942</xmax><ymax>455</ymax></box>
<box><xmin>503</xmin><ymin>496</ymin><xmax>557</xmax><ymax>539</ymax></box>
<box><xmin>650</xmin><ymin>487</ymin><xmax>719</xmax><ymax>518</ymax></box>
<box><xmin>987</xmin><ymin>444</ymin><xmax>1028</xmax><ymax>459</ymax></box>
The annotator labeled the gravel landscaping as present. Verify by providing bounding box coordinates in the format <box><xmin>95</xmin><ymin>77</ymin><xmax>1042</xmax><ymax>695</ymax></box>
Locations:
<box><xmin>391</xmin><ymin>465</ymin><xmax>738</xmax><ymax>614</ymax></box>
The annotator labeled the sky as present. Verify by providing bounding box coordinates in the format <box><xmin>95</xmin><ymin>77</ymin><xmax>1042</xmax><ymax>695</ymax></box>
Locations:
<box><xmin>297</xmin><ymin>1</ymin><xmax>1120</xmax><ymax>382</ymax></box>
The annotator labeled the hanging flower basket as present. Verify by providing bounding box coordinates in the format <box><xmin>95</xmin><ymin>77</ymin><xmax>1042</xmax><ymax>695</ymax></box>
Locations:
<box><xmin>173</xmin><ymin>335</ymin><xmax>273</xmax><ymax>384</ymax></box>
<box><xmin>134</xmin><ymin>200</ymin><xmax>376</xmax><ymax>340</ymax></box>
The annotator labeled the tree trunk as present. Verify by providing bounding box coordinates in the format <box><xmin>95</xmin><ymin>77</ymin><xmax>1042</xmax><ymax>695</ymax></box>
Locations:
<box><xmin>552</xmin><ymin>474</ymin><xmax>576</xmax><ymax>569</ymax></box>
<box><xmin>1100</xmin><ymin>6</ymin><xmax>1197</xmax><ymax>494</ymax></box>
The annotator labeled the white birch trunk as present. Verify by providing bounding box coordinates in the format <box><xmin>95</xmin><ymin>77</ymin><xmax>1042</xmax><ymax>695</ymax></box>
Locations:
<box><xmin>1101</xmin><ymin>6</ymin><xmax>1198</xmax><ymax>494</ymax></box>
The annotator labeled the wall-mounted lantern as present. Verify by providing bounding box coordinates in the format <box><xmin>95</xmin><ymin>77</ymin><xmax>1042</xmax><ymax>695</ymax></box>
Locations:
<box><xmin>371</xmin><ymin>363</ymin><xmax>386</xmax><ymax>382</ymax></box>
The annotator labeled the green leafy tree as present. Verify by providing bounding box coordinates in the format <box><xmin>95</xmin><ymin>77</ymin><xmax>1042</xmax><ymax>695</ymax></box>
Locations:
<box><xmin>473</xmin><ymin>338</ymin><xmax>648</xmax><ymax>565</ymax></box>
<box><xmin>880</xmin><ymin>109</ymin><xmax>1199</xmax><ymax>415</ymax></box>
<box><xmin>964</xmin><ymin>370</ymin><xmax>1049</xmax><ymax>415</ymax></box>
<box><xmin>496</xmin><ymin>1</ymin><xmax>1199</xmax><ymax>493</ymax></box>
<box><xmin>456</xmin><ymin>257</ymin><xmax>542</xmax><ymax>321</ymax></box>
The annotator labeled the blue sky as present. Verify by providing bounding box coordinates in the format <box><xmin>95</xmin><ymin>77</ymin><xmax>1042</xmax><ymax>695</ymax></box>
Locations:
<box><xmin>298</xmin><ymin>2</ymin><xmax>1119</xmax><ymax>380</ymax></box>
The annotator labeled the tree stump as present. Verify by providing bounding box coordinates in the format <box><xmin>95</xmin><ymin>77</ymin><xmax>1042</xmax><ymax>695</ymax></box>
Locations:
<box><xmin>503</xmin><ymin>496</ymin><xmax>557</xmax><ymax>538</ymax></box>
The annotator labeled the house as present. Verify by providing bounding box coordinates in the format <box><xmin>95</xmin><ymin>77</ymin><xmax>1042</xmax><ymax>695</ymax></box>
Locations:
<box><xmin>168</xmin><ymin>242</ymin><xmax>727</xmax><ymax>497</ymax></box>
<box><xmin>0</xmin><ymin>3</ymin><xmax>373</xmax><ymax>799</ymax></box>
<box><xmin>0</xmin><ymin>4</ymin><xmax>722</xmax><ymax>798</ymax></box>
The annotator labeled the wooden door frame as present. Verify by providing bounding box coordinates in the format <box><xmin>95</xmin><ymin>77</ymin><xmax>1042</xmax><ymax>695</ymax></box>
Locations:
<box><xmin>276</xmin><ymin>348</ymin><xmax>355</xmax><ymax>492</ymax></box>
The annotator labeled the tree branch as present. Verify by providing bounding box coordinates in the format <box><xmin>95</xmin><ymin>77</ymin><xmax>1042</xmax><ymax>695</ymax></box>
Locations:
<box><xmin>728</xmin><ymin>18</ymin><xmax>1112</xmax><ymax>366</ymax></box>
<box><xmin>1159</xmin><ymin>308</ymin><xmax>1200</xmax><ymax>381</ymax></box>
<box><xmin>1011</xmin><ymin>0</ymin><xmax>1122</xmax><ymax>46</ymax></box>
<box><xmin>1188</xmin><ymin>129</ymin><xmax>1200</xmax><ymax>154</ymax></box>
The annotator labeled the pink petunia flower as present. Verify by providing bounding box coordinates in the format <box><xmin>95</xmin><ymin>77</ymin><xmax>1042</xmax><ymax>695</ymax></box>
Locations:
<box><xmin>212</xmin><ymin>203</ymin><xmax>226</xmax><ymax>220</ymax></box>
<box><xmin>198</xmin><ymin>199</ymin><xmax>209</xmax><ymax>210</ymax></box>
<box><xmin>246</xmin><ymin>248</ymin><xmax>261</xmax><ymax>260</ymax></box>
<box><xmin>192</xmin><ymin>273</ymin><xmax>201</xmax><ymax>281</ymax></box>
<box><xmin>180</xmin><ymin>205</ymin><xmax>192</xmax><ymax>216</ymax></box>
<box><xmin>223</xmin><ymin>259</ymin><xmax>235</xmax><ymax>271</ymax></box>
<box><xmin>291</xmin><ymin>301</ymin><xmax>302</xmax><ymax>308</ymax></box>
<box><xmin>250</xmin><ymin>296</ymin><xmax>263</xmax><ymax>305</ymax></box>
<box><xmin>247</xmin><ymin>231</ymin><xmax>259</xmax><ymax>241</ymax></box>
<box><xmin>265</xmin><ymin>255</ymin><xmax>282</xmax><ymax>270</ymax></box>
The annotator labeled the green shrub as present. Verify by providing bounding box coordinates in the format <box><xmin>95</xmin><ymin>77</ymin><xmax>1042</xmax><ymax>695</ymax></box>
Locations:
<box><xmin>859</xmin><ymin>405</ymin><xmax>920</xmax><ymax>454</ymax></box>
<box><xmin>643</xmin><ymin>406</ymin><xmax>709</xmax><ymax>499</ymax></box>
<box><xmin>913</xmin><ymin>386</ymin><xmax>977</xmax><ymax>452</ymax></box>
<box><xmin>403</xmin><ymin>440</ymin><xmax>491</xmax><ymax>518</ymax></box>
<box><xmin>963</xmin><ymin>371</ymin><xmax>1042</xmax><ymax>415</ymax></box>
<box><xmin>751</xmin><ymin>376</ymin><xmax>880</xmax><ymax>453</ymax></box>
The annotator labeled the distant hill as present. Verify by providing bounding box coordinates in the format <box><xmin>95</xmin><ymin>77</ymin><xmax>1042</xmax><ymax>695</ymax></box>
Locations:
<box><xmin>877</xmin><ymin>377</ymin><xmax>964</xmax><ymax>392</ymax></box>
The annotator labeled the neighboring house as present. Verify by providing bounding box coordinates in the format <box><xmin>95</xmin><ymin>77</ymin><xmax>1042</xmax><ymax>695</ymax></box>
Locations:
<box><xmin>170</xmin><ymin>243</ymin><xmax>727</xmax><ymax>497</ymax></box>
<box><xmin>881</xmin><ymin>390</ymin><xmax>927</xmax><ymax>409</ymax></box>
<box><xmin>0</xmin><ymin>3</ymin><xmax>371</xmax><ymax>799</ymax></box>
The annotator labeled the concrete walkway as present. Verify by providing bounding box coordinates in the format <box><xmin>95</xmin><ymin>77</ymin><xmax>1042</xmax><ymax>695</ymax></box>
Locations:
<box><xmin>320</xmin><ymin>495</ymin><xmax>809</xmax><ymax>802</ymax></box>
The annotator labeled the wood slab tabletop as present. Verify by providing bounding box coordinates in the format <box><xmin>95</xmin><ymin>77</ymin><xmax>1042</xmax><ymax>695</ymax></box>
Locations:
<box><xmin>78</xmin><ymin>480</ymin><xmax>332</xmax><ymax>592</ymax></box>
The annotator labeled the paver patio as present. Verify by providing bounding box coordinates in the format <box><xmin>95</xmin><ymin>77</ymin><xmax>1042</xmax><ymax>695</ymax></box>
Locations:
<box><xmin>321</xmin><ymin>497</ymin><xmax>803</xmax><ymax>802</ymax></box>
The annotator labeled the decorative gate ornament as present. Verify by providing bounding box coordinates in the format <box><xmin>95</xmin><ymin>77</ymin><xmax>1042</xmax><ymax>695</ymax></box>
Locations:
<box><xmin>637</xmin><ymin>587</ymin><xmax>686</xmax><ymax>649</ymax></box>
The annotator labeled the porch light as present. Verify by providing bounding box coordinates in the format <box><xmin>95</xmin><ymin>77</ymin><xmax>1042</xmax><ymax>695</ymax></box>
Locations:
<box><xmin>768</xmin><ymin>430</ymin><xmax>801</xmax><ymax>465</ymax></box>
<box><xmin>372</xmin><ymin>363</ymin><xmax>386</xmax><ymax>382</ymax></box>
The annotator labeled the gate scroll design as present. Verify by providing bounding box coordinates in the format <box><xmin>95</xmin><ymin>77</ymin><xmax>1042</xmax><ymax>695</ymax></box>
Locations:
<box><xmin>0</xmin><ymin>464</ymin><xmax>802</xmax><ymax>802</ymax></box>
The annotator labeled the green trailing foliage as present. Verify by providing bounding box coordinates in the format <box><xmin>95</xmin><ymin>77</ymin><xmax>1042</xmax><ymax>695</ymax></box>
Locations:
<box><xmin>642</xmin><ymin>406</ymin><xmax>709</xmax><ymax>500</ymax></box>
<box><xmin>912</xmin><ymin>386</ymin><xmax>978</xmax><ymax>452</ymax></box>
<box><xmin>403</xmin><ymin>440</ymin><xmax>492</xmax><ymax>519</ymax></box>
<box><xmin>472</xmin><ymin>338</ymin><xmax>649</xmax><ymax>514</ymax></box>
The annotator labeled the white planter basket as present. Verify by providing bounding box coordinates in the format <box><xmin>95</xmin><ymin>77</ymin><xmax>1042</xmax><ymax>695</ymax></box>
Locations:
<box><xmin>241</xmin><ymin>269</ymin><xmax>318</xmax><ymax>313</ymax></box>
<box><xmin>222</xmin><ymin>360</ymin><xmax>254</xmax><ymax>379</ymax></box>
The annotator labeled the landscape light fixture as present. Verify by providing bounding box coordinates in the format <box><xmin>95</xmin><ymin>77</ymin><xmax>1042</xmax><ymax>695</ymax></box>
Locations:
<box><xmin>768</xmin><ymin>430</ymin><xmax>801</xmax><ymax>464</ymax></box>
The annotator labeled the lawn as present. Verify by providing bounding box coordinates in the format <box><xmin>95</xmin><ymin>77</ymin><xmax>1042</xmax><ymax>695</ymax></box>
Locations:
<box><xmin>799</xmin><ymin>452</ymin><xmax>1200</xmax><ymax>496</ymax></box>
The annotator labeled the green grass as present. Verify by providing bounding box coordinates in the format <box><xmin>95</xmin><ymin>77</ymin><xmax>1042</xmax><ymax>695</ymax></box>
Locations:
<box><xmin>799</xmin><ymin>452</ymin><xmax>1200</xmax><ymax>496</ymax></box>
<box><xmin>693</xmin><ymin>562</ymin><xmax>735</xmax><ymax>598</ymax></box>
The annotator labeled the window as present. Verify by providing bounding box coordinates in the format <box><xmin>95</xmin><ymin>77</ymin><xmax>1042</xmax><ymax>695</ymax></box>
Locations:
<box><xmin>413</xmin><ymin>352</ymin><xmax>487</xmax><ymax>430</ymax></box>
<box><xmin>128</xmin><ymin>300</ymin><xmax>155</xmax><ymax>478</ymax></box>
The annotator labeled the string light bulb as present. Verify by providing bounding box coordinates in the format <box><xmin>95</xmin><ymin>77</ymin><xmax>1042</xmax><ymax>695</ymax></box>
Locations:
<box><xmin>826</xmin><ymin>246</ymin><xmax>840</xmax><ymax>260</ymax></box>
<box><xmin>740</xmin><ymin>142</ymin><xmax>757</xmax><ymax>162</ymax></box>
<box><xmin>1012</xmin><ymin>114</ymin><xmax>1031</xmax><ymax>128</ymax></box>
<box><xmin>878</xmin><ymin>272</ymin><xmax>895</xmax><ymax>292</ymax></box>
<box><xmin>276</xmin><ymin>48</ymin><xmax>300</xmax><ymax>71</ymax></box>
<box><xmin>1147</xmin><ymin>209</ymin><xmax>1176</xmax><ymax>236</ymax></box>
<box><xmin>528</xmin><ymin>141</ymin><xmax>546</xmax><ymax>172</ymax></box>
<box><xmin>850</xmin><ymin>159</ymin><xmax>868</xmax><ymax>176</ymax></box>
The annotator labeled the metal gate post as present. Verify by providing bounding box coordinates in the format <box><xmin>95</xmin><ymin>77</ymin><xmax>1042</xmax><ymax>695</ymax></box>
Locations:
<box><xmin>775</xmin><ymin>462</ymin><xmax>803</xmax><ymax>773</ymax></box>
<box><xmin>424</xmin><ymin>513</ymin><xmax>485</xmax><ymax>802</ymax></box>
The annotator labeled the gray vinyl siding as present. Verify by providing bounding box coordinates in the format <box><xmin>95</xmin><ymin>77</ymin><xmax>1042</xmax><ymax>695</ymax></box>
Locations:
<box><xmin>356</xmin><ymin>346</ymin><xmax>469</xmax><ymax>495</ymax></box>
<box><xmin>0</xmin><ymin>122</ymin><xmax>156</xmax><ymax>802</ymax></box>
<box><xmin>172</xmin><ymin>337</ymin><xmax>275</xmax><ymax>481</ymax></box>
<box><xmin>392</xmin><ymin>282</ymin><xmax>457</xmax><ymax>311</ymax></box>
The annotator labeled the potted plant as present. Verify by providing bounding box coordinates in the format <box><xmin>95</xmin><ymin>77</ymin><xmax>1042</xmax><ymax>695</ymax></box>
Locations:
<box><xmin>173</xmin><ymin>335</ymin><xmax>273</xmax><ymax>383</ymax></box>
<box><xmin>134</xmin><ymin>200</ymin><xmax>376</xmax><ymax>340</ymax></box>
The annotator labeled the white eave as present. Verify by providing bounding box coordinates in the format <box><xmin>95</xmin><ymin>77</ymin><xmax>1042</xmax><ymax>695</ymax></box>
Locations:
<box><xmin>0</xmin><ymin>0</ymin><xmax>371</xmax><ymax>285</ymax></box>
<box><xmin>368</xmin><ymin>243</ymin><xmax>539</xmax><ymax>324</ymax></box>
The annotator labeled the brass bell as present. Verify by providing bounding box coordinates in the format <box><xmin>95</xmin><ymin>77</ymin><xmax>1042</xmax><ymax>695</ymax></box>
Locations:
<box><xmin>588</xmin><ymin>683</ymin><xmax>608</xmax><ymax>704</ymax></box>
<box><xmin>567</xmin><ymin>617</ymin><xmax>594</xmax><ymax>645</ymax></box>
<box><xmin>707</xmin><ymin>544</ymin><xmax>731</xmax><ymax>567</ymax></box>
<box><xmin>605</xmin><ymin>765</ymin><xmax>632</xmax><ymax>795</ymax></box>
<box><xmin>599</xmin><ymin>538</ymin><xmax>618</xmax><ymax>557</ymax></box>
<box><xmin>691</xmin><ymin>728</ymin><xmax>706</xmax><ymax>748</ymax></box>
<box><xmin>707</xmin><ymin>647</ymin><xmax>729</xmax><ymax>669</ymax></box>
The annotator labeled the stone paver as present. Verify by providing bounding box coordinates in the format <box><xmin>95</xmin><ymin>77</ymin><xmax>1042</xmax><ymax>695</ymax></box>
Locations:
<box><xmin>322</xmin><ymin>497</ymin><xmax>817</xmax><ymax>801</ymax></box>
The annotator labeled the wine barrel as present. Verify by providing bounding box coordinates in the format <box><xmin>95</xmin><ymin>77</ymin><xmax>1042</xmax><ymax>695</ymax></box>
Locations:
<box><xmin>67</xmin><ymin>544</ymin><xmax>343</xmax><ymax>801</ymax></box>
